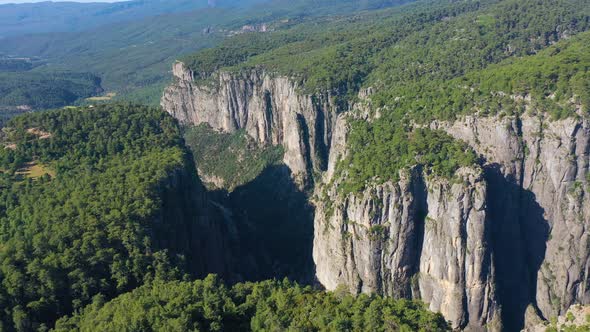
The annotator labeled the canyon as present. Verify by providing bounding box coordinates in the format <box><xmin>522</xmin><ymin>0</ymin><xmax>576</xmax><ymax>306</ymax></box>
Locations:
<box><xmin>162</xmin><ymin>61</ymin><xmax>590</xmax><ymax>331</ymax></box>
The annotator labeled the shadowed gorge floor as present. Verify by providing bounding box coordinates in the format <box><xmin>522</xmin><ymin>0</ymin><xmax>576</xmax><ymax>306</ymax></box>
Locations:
<box><xmin>185</xmin><ymin>125</ymin><xmax>316</xmax><ymax>283</ymax></box>
<box><xmin>218</xmin><ymin>164</ymin><xmax>315</xmax><ymax>283</ymax></box>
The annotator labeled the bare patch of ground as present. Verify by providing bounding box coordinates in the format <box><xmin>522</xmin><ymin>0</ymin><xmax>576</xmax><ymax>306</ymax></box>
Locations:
<box><xmin>26</xmin><ymin>128</ymin><xmax>52</xmax><ymax>139</ymax></box>
<box><xmin>86</xmin><ymin>92</ymin><xmax>116</xmax><ymax>101</ymax></box>
<box><xmin>16</xmin><ymin>162</ymin><xmax>55</xmax><ymax>179</ymax></box>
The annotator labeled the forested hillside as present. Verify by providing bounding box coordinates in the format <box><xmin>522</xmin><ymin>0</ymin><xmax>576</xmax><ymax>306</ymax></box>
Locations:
<box><xmin>0</xmin><ymin>0</ymin><xmax>265</xmax><ymax>38</ymax></box>
<box><xmin>0</xmin><ymin>0</ymin><xmax>417</xmax><ymax>107</ymax></box>
<box><xmin>0</xmin><ymin>58</ymin><xmax>32</xmax><ymax>72</ymax></box>
<box><xmin>54</xmin><ymin>275</ymin><xmax>448</xmax><ymax>332</ymax></box>
<box><xmin>0</xmin><ymin>105</ymin><xmax>208</xmax><ymax>331</ymax></box>
<box><xmin>0</xmin><ymin>72</ymin><xmax>103</xmax><ymax>110</ymax></box>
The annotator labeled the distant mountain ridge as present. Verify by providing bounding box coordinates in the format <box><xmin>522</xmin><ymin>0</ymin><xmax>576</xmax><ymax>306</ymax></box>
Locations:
<box><xmin>0</xmin><ymin>0</ymin><xmax>263</xmax><ymax>38</ymax></box>
<box><xmin>0</xmin><ymin>0</ymin><xmax>417</xmax><ymax>107</ymax></box>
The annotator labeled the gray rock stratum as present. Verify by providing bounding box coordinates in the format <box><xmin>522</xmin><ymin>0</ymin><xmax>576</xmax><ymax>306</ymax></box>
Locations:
<box><xmin>161</xmin><ymin>62</ymin><xmax>590</xmax><ymax>331</ymax></box>
<box><xmin>313</xmin><ymin>167</ymin><xmax>499</xmax><ymax>330</ymax></box>
<box><xmin>432</xmin><ymin>112</ymin><xmax>590</xmax><ymax>328</ymax></box>
<box><xmin>162</xmin><ymin>61</ymin><xmax>339</xmax><ymax>188</ymax></box>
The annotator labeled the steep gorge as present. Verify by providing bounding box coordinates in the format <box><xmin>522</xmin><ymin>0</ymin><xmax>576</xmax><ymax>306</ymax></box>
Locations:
<box><xmin>163</xmin><ymin>63</ymin><xmax>323</xmax><ymax>282</ymax></box>
<box><xmin>162</xmin><ymin>62</ymin><xmax>340</xmax><ymax>189</ymax></box>
<box><xmin>161</xmin><ymin>62</ymin><xmax>590</xmax><ymax>331</ymax></box>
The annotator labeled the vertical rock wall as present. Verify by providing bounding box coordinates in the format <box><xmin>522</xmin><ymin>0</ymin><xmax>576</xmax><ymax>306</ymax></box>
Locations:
<box><xmin>313</xmin><ymin>166</ymin><xmax>499</xmax><ymax>330</ymax></box>
<box><xmin>162</xmin><ymin>62</ymin><xmax>338</xmax><ymax>187</ymax></box>
<box><xmin>433</xmin><ymin>112</ymin><xmax>590</xmax><ymax>327</ymax></box>
<box><xmin>161</xmin><ymin>62</ymin><xmax>590</xmax><ymax>330</ymax></box>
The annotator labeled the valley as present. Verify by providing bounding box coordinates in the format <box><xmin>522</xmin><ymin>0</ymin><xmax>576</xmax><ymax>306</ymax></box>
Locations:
<box><xmin>160</xmin><ymin>0</ymin><xmax>590</xmax><ymax>330</ymax></box>
<box><xmin>0</xmin><ymin>0</ymin><xmax>588</xmax><ymax>331</ymax></box>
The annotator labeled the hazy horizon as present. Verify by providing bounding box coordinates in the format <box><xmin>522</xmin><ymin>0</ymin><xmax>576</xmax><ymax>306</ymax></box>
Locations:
<box><xmin>0</xmin><ymin>0</ymin><xmax>126</xmax><ymax>4</ymax></box>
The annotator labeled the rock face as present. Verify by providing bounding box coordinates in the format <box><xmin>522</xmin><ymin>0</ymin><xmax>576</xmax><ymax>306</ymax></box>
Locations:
<box><xmin>314</xmin><ymin>166</ymin><xmax>499</xmax><ymax>330</ymax></box>
<box><xmin>432</xmin><ymin>113</ymin><xmax>590</xmax><ymax>328</ymax></box>
<box><xmin>162</xmin><ymin>63</ymin><xmax>323</xmax><ymax>282</ymax></box>
<box><xmin>162</xmin><ymin>62</ymin><xmax>339</xmax><ymax>187</ymax></box>
<box><xmin>161</xmin><ymin>62</ymin><xmax>590</xmax><ymax>331</ymax></box>
<box><xmin>524</xmin><ymin>304</ymin><xmax>590</xmax><ymax>332</ymax></box>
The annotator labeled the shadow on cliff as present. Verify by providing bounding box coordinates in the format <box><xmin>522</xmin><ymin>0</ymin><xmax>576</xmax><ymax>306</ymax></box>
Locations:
<box><xmin>485</xmin><ymin>164</ymin><xmax>549</xmax><ymax>331</ymax></box>
<box><xmin>410</xmin><ymin>166</ymin><xmax>428</xmax><ymax>298</ymax></box>
<box><xmin>208</xmin><ymin>164</ymin><xmax>316</xmax><ymax>284</ymax></box>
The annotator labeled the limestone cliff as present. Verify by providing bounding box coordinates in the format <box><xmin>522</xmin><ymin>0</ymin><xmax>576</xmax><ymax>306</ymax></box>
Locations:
<box><xmin>432</xmin><ymin>112</ymin><xmax>590</xmax><ymax>327</ymax></box>
<box><xmin>162</xmin><ymin>61</ymin><xmax>339</xmax><ymax>188</ymax></box>
<box><xmin>314</xmin><ymin>166</ymin><xmax>499</xmax><ymax>330</ymax></box>
<box><xmin>162</xmin><ymin>62</ymin><xmax>502</xmax><ymax>328</ymax></box>
<box><xmin>161</xmin><ymin>61</ymin><xmax>590</xmax><ymax>331</ymax></box>
<box><xmin>314</xmin><ymin>110</ymin><xmax>590</xmax><ymax>330</ymax></box>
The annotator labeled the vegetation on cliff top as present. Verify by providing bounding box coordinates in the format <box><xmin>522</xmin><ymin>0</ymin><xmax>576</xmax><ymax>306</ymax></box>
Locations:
<box><xmin>183</xmin><ymin>0</ymin><xmax>589</xmax><ymax>108</ymax></box>
<box><xmin>55</xmin><ymin>274</ymin><xmax>450</xmax><ymax>332</ymax></box>
<box><xmin>0</xmin><ymin>104</ymin><xmax>201</xmax><ymax>330</ymax></box>
<box><xmin>184</xmin><ymin>124</ymin><xmax>283</xmax><ymax>190</ymax></box>
<box><xmin>182</xmin><ymin>0</ymin><xmax>480</xmax><ymax>92</ymax></box>
<box><xmin>339</xmin><ymin>125</ymin><xmax>479</xmax><ymax>193</ymax></box>
<box><xmin>339</xmin><ymin>31</ymin><xmax>590</xmax><ymax>192</ymax></box>
<box><xmin>182</xmin><ymin>0</ymin><xmax>590</xmax><ymax>192</ymax></box>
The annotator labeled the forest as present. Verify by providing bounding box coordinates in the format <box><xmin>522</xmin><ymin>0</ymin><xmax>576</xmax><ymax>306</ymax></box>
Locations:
<box><xmin>54</xmin><ymin>275</ymin><xmax>448</xmax><ymax>332</ymax></box>
<box><xmin>0</xmin><ymin>105</ymin><xmax>447</xmax><ymax>331</ymax></box>
<box><xmin>0</xmin><ymin>104</ymin><xmax>200</xmax><ymax>330</ymax></box>
<box><xmin>183</xmin><ymin>0</ymin><xmax>590</xmax><ymax>191</ymax></box>
<box><xmin>0</xmin><ymin>72</ymin><xmax>102</xmax><ymax>111</ymax></box>
<box><xmin>0</xmin><ymin>58</ymin><xmax>33</xmax><ymax>72</ymax></box>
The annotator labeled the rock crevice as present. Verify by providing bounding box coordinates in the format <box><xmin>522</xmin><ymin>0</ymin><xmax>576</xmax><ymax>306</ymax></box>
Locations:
<box><xmin>162</xmin><ymin>62</ymin><xmax>340</xmax><ymax>187</ymax></box>
<box><xmin>161</xmin><ymin>62</ymin><xmax>590</xmax><ymax>331</ymax></box>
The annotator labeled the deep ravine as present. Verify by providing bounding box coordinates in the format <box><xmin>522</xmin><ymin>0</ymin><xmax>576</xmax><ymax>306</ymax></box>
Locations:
<box><xmin>162</xmin><ymin>62</ymin><xmax>590</xmax><ymax>331</ymax></box>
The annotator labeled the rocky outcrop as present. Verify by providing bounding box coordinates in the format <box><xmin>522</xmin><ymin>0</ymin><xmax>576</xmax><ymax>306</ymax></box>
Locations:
<box><xmin>313</xmin><ymin>167</ymin><xmax>500</xmax><ymax>330</ymax></box>
<box><xmin>419</xmin><ymin>167</ymin><xmax>498</xmax><ymax>330</ymax></box>
<box><xmin>162</xmin><ymin>62</ymin><xmax>340</xmax><ymax>187</ymax></box>
<box><xmin>431</xmin><ymin>113</ymin><xmax>590</xmax><ymax>327</ymax></box>
<box><xmin>524</xmin><ymin>304</ymin><xmax>590</xmax><ymax>332</ymax></box>
<box><xmin>313</xmin><ymin>170</ymin><xmax>423</xmax><ymax>297</ymax></box>
<box><xmin>161</xmin><ymin>61</ymin><xmax>590</xmax><ymax>330</ymax></box>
